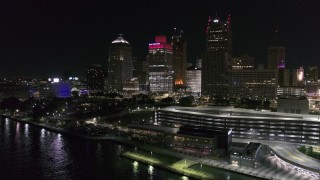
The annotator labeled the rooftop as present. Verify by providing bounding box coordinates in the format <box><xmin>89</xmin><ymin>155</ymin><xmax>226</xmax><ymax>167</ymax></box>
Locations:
<box><xmin>159</xmin><ymin>106</ymin><xmax>320</xmax><ymax>122</ymax></box>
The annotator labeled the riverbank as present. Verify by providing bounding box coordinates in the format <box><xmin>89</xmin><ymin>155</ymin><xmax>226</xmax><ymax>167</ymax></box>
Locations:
<box><xmin>1</xmin><ymin>115</ymin><xmax>302</xmax><ymax>180</ymax></box>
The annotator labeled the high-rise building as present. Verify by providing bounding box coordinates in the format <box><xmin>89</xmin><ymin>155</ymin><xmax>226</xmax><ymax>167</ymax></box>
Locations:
<box><xmin>278</xmin><ymin>68</ymin><xmax>291</xmax><ymax>87</ymax></box>
<box><xmin>230</xmin><ymin>55</ymin><xmax>254</xmax><ymax>70</ymax></box>
<box><xmin>202</xmin><ymin>15</ymin><xmax>232</xmax><ymax>96</ymax></box>
<box><xmin>186</xmin><ymin>66</ymin><xmax>201</xmax><ymax>95</ymax></box>
<box><xmin>306</xmin><ymin>66</ymin><xmax>318</xmax><ymax>82</ymax></box>
<box><xmin>85</xmin><ymin>64</ymin><xmax>106</xmax><ymax>91</ymax></box>
<box><xmin>268</xmin><ymin>31</ymin><xmax>285</xmax><ymax>69</ymax></box>
<box><xmin>292</xmin><ymin>66</ymin><xmax>304</xmax><ymax>87</ymax></box>
<box><xmin>228</xmin><ymin>68</ymin><xmax>277</xmax><ymax>99</ymax></box>
<box><xmin>107</xmin><ymin>34</ymin><xmax>133</xmax><ymax>92</ymax></box>
<box><xmin>147</xmin><ymin>35</ymin><xmax>174</xmax><ymax>93</ymax></box>
<box><xmin>172</xmin><ymin>29</ymin><xmax>187</xmax><ymax>86</ymax></box>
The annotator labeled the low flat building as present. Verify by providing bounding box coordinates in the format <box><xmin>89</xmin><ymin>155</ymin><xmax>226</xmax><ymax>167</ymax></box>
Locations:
<box><xmin>127</xmin><ymin>124</ymin><xmax>231</xmax><ymax>157</ymax></box>
<box><xmin>277</xmin><ymin>96</ymin><xmax>309</xmax><ymax>114</ymax></box>
<box><xmin>156</xmin><ymin>106</ymin><xmax>320</xmax><ymax>144</ymax></box>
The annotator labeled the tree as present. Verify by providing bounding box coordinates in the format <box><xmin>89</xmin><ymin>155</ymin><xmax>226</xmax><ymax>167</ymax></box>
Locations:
<box><xmin>179</xmin><ymin>97</ymin><xmax>193</xmax><ymax>107</ymax></box>
<box><xmin>299</xmin><ymin>145</ymin><xmax>306</xmax><ymax>153</ymax></box>
<box><xmin>307</xmin><ymin>146</ymin><xmax>313</xmax><ymax>156</ymax></box>
<box><xmin>0</xmin><ymin>97</ymin><xmax>21</xmax><ymax>112</ymax></box>
<box><xmin>263</xmin><ymin>99</ymin><xmax>271</xmax><ymax>109</ymax></box>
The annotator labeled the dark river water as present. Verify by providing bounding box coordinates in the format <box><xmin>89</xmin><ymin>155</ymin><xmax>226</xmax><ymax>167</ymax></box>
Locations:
<box><xmin>0</xmin><ymin>117</ymin><xmax>257</xmax><ymax>180</ymax></box>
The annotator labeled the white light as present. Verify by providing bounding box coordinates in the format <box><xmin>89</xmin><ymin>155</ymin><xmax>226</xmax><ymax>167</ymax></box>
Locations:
<box><xmin>53</xmin><ymin>78</ymin><xmax>60</xmax><ymax>83</ymax></box>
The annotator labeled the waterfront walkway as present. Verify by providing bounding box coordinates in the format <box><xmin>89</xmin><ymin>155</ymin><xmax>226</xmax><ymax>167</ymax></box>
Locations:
<box><xmin>2</xmin><ymin>115</ymin><xmax>318</xmax><ymax>180</ymax></box>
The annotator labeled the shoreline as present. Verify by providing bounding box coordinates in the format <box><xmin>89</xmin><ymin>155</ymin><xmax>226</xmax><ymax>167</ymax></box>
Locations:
<box><xmin>0</xmin><ymin>115</ymin><xmax>269</xmax><ymax>179</ymax></box>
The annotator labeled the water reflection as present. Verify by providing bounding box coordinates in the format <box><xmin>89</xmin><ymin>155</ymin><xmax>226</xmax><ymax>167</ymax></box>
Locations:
<box><xmin>182</xmin><ymin>176</ymin><xmax>189</xmax><ymax>180</ymax></box>
<box><xmin>50</xmin><ymin>133</ymin><xmax>67</xmax><ymax>166</ymax></box>
<box><xmin>133</xmin><ymin>161</ymin><xmax>139</xmax><ymax>176</ymax></box>
<box><xmin>5</xmin><ymin>118</ymin><xmax>8</xmax><ymax>127</ymax></box>
<box><xmin>15</xmin><ymin>122</ymin><xmax>20</xmax><ymax>135</ymax></box>
<box><xmin>24</xmin><ymin>124</ymin><xmax>29</xmax><ymax>136</ymax></box>
<box><xmin>148</xmin><ymin>165</ymin><xmax>154</xmax><ymax>179</ymax></box>
<box><xmin>40</xmin><ymin>128</ymin><xmax>45</xmax><ymax>142</ymax></box>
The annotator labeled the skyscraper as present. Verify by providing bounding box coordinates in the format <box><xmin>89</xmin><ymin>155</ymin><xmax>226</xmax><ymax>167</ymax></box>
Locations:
<box><xmin>202</xmin><ymin>14</ymin><xmax>232</xmax><ymax>96</ymax></box>
<box><xmin>268</xmin><ymin>30</ymin><xmax>285</xmax><ymax>69</ymax></box>
<box><xmin>172</xmin><ymin>28</ymin><xmax>187</xmax><ymax>86</ymax></box>
<box><xmin>85</xmin><ymin>64</ymin><xmax>106</xmax><ymax>91</ymax></box>
<box><xmin>147</xmin><ymin>35</ymin><xmax>174</xmax><ymax>93</ymax></box>
<box><xmin>107</xmin><ymin>34</ymin><xmax>133</xmax><ymax>92</ymax></box>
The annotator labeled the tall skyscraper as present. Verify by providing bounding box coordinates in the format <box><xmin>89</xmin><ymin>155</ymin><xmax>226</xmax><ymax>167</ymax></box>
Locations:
<box><xmin>172</xmin><ymin>28</ymin><xmax>187</xmax><ymax>86</ymax></box>
<box><xmin>268</xmin><ymin>30</ymin><xmax>285</xmax><ymax>69</ymax></box>
<box><xmin>147</xmin><ymin>35</ymin><xmax>174</xmax><ymax>93</ymax></box>
<box><xmin>107</xmin><ymin>34</ymin><xmax>133</xmax><ymax>92</ymax></box>
<box><xmin>85</xmin><ymin>64</ymin><xmax>106</xmax><ymax>91</ymax></box>
<box><xmin>202</xmin><ymin>14</ymin><xmax>232</xmax><ymax>96</ymax></box>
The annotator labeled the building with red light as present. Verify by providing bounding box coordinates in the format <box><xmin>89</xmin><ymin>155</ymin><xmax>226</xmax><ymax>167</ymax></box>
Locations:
<box><xmin>202</xmin><ymin>15</ymin><xmax>232</xmax><ymax>96</ymax></box>
<box><xmin>147</xmin><ymin>35</ymin><xmax>174</xmax><ymax>93</ymax></box>
<box><xmin>107</xmin><ymin>34</ymin><xmax>133</xmax><ymax>92</ymax></box>
<box><xmin>172</xmin><ymin>29</ymin><xmax>187</xmax><ymax>87</ymax></box>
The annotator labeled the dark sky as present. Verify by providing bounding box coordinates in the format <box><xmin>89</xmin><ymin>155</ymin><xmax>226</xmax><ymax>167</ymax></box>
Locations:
<box><xmin>1</xmin><ymin>0</ymin><xmax>319</xmax><ymax>78</ymax></box>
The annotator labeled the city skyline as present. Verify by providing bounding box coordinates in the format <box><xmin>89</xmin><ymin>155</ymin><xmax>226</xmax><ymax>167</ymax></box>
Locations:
<box><xmin>1</xmin><ymin>0</ymin><xmax>319</xmax><ymax>77</ymax></box>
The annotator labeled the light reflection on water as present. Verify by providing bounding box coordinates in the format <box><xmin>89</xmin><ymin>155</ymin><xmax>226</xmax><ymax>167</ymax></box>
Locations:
<box><xmin>133</xmin><ymin>161</ymin><xmax>139</xmax><ymax>176</ymax></box>
<box><xmin>0</xmin><ymin>117</ymin><xmax>256</xmax><ymax>180</ymax></box>
<box><xmin>148</xmin><ymin>165</ymin><xmax>154</xmax><ymax>180</ymax></box>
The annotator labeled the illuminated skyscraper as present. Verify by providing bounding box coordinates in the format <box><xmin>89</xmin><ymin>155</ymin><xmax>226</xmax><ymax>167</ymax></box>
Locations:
<box><xmin>268</xmin><ymin>30</ymin><xmax>285</xmax><ymax>69</ymax></box>
<box><xmin>147</xmin><ymin>36</ymin><xmax>174</xmax><ymax>93</ymax></box>
<box><xmin>107</xmin><ymin>34</ymin><xmax>132</xmax><ymax>92</ymax></box>
<box><xmin>202</xmin><ymin>14</ymin><xmax>232</xmax><ymax>95</ymax></box>
<box><xmin>172</xmin><ymin>29</ymin><xmax>187</xmax><ymax>86</ymax></box>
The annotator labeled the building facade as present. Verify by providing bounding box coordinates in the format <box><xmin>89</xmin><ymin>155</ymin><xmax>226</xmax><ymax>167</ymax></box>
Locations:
<box><xmin>147</xmin><ymin>36</ymin><xmax>174</xmax><ymax>93</ymax></box>
<box><xmin>172</xmin><ymin>30</ymin><xmax>187</xmax><ymax>86</ymax></box>
<box><xmin>202</xmin><ymin>15</ymin><xmax>232</xmax><ymax>96</ymax></box>
<box><xmin>107</xmin><ymin>34</ymin><xmax>133</xmax><ymax>92</ymax></box>
<box><xmin>186</xmin><ymin>66</ymin><xmax>201</xmax><ymax>94</ymax></box>
<box><xmin>228</xmin><ymin>68</ymin><xmax>277</xmax><ymax>99</ymax></box>
<box><xmin>230</xmin><ymin>55</ymin><xmax>254</xmax><ymax>70</ymax></box>
<box><xmin>156</xmin><ymin>106</ymin><xmax>320</xmax><ymax>145</ymax></box>
<box><xmin>268</xmin><ymin>32</ymin><xmax>285</xmax><ymax>69</ymax></box>
<box><xmin>85</xmin><ymin>64</ymin><xmax>106</xmax><ymax>91</ymax></box>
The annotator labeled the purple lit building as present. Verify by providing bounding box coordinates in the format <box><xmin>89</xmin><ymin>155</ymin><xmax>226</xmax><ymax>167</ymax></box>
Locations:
<box><xmin>147</xmin><ymin>36</ymin><xmax>174</xmax><ymax>93</ymax></box>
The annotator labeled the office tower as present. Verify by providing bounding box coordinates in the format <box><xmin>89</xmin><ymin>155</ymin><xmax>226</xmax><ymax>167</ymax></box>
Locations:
<box><xmin>172</xmin><ymin>28</ymin><xmax>187</xmax><ymax>86</ymax></box>
<box><xmin>268</xmin><ymin>30</ymin><xmax>285</xmax><ymax>69</ymax></box>
<box><xmin>230</xmin><ymin>55</ymin><xmax>254</xmax><ymax>70</ymax></box>
<box><xmin>133</xmin><ymin>57</ymin><xmax>148</xmax><ymax>91</ymax></box>
<box><xmin>305</xmin><ymin>66</ymin><xmax>319</xmax><ymax>96</ymax></box>
<box><xmin>278</xmin><ymin>68</ymin><xmax>291</xmax><ymax>87</ymax></box>
<box><xmin>228</xmin><ymin>68</ymin><xmax>277</xmax><ymax>99</ymax></box>
<box><xmin>147</xmin><ymin>35</ymin><xmax>174</xmax><ymax>93</ymax></box>
<box><xmin>292</xmin><ymin>66</ymin><xmax>304</xmax><ymax>87</ymax></box>
<box><xmin>202</xmin><ymin>14</ymin><xmax>232</xmax><ymax>96</ymax></box>
<box><xmin>196</xmin><ymin>59</ymin><xmax>202</xmax><ymax>69</ymax></box>
<box><xmin>85</xmin><ymin>64</ymin><xmax>106</xmax><ymax>91</ymax></box>
<box><xmin>107</xmin><ymin>34</ymin><xmax>133</xmax><ymax>92</ymax></box>
<box><xmin>306</xmin><ymin>66</ymin><xmax>318</xmax><ymax>82</ymax></box>
<box><xmin>186</xmin><ymin>66</ymin><xmax>201</xmax><ymax>95</ymax></box>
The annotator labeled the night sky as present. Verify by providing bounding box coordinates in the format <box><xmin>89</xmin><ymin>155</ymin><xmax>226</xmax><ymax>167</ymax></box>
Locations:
<box><xmin>1</xmin><ymin>0</ymin><xmax>319</xmax><ymax>78</ymax></box>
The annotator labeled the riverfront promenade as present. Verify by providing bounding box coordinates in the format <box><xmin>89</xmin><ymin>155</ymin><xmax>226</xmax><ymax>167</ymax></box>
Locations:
<box><xmin>1</xmin><ymin>114</ymin><xmax>318</xmax><ymax>180</ymax></box>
